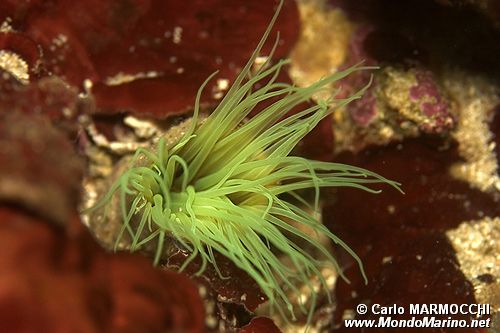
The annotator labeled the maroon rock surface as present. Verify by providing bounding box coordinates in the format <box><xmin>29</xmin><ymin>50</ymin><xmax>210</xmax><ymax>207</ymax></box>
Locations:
<box><xmin>240</xmin><ymin>317</ymin><xmax>282</xmax><ymax>333</ymax></box>
<box><xmin>324</xmin><ymin>137</ymin><xmax>497</xmax><ymax>332</ymax></box>
<box><xmin>0</xmin><ymin>207</ymin><xmax>205</xmax><ymax>333</ymax></box>
<box><xmin>1</xmin><ymin>0</ymin><xmax>299</xmax><ymax>117</ymax></box>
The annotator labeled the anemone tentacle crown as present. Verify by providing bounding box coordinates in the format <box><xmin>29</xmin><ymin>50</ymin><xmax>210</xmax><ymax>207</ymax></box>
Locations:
<box><xmin>89</xmin><ymin>0</ymin><xmax>402</xmax><ymax>324</ymax></box>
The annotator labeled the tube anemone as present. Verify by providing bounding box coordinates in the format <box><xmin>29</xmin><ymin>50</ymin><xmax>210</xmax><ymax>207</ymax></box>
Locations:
<box><xmin>89</xmin><ymin>0</ymin><xmax>402</xmax><ymax>326</ymax></box>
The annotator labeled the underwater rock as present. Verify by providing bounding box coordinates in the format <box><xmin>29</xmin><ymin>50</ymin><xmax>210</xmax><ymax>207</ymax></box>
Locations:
<box><xmin>167</xmin><ymin>250</ymin><xmax>267</xmax><ymax>314</ymax></box>
<box><xmin>1</xmin><ymin>0</ymin><xmax>299</xmax><ymax>117</ymax></box>
<box><xmin>331</xmin><ymin>229</ymin><xmax>480</xmax><ymax>333</ymax></box>
<box><xmin>0</xmin><ymin>68</ymin><xmax>87</xmax><ymax>128</ymax></box>
<box><xmin>347</xmin><ymin>87</ymin><xmax>377</xmax><ymax>128</ymax></box>
<box><xmin>0</xmin><ymin>207</ymin><xmax>205</xmax><ymax>333</ymax></box>
<box><xmin>328</xmin><ymin>138</ymin><xmax>499</xmax><ymax>230</ymax></box>
<box><xmin>434</xmin><ymin>0</ymin><xmax>500</xmax><ymax>24</ymax></box>
<box><xmin>240</xmin><ymin>317</ymin><xmax>282</xmax><ymax>333</ymax></box>
<box><xmin>293</xmin><ymin>0</ymin><xmax>500</xmax><ymax>153</ymax></box>
<box><xmin>408</xmin><ymin>69</ymin><xmax>454</xmax><ymax>133</ymax></box>
<box><xmin>492</xmin><ymin>108</ymin><xmax>500</xmax><ymax>167</ymax></box>
<box><xmin>0</xmin><ymin>110</ymin><xmax>83</xmax><ymax>225</ymax></box>
<box><xmin>380</xmin><ymin>66</ymin><xmax>455</xmax><ymax>134</ymax></box>
<box><xmin>323</xmin><ymin>137</ymin><xmax>499</xmax><ymax>332</ymax></box>
<box><xmin>105</xmin><ymin>253</ymin><xmax>205</xmax><ymax>333</ymax></box>
<box><xmin>334</xmin><ymin>30</ymin><xmax>456</xmax><ymax>151</ymax></box>
<box><xmin>0</xmin><ymin>208</ymin><xmax>98</xmax><ymax>333</ymax></box>
<box><xmin>0</xmin><ymin>31</ymin><xmax>41</xmax><ymax>81</ymax></box>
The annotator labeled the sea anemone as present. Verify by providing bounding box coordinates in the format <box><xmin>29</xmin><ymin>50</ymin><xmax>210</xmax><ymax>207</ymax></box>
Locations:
<box><xmin>88</xmin><ymin>0</ymin><xmax>401</xmax><ymax>325</ymax></box>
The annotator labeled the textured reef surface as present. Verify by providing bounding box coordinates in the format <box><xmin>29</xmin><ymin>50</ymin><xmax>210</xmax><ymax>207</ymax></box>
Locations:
<box><xmin>1</xmin><ymin>0</ymin><xmax>499</xmax><ymax>332</ymax></box>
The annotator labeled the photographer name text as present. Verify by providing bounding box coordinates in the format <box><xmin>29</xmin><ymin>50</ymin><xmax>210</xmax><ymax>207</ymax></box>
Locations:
<box><xmin>369</xmin><ymin>303</ymin><xmax>490</xmax><ymax>316</ymax></box>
